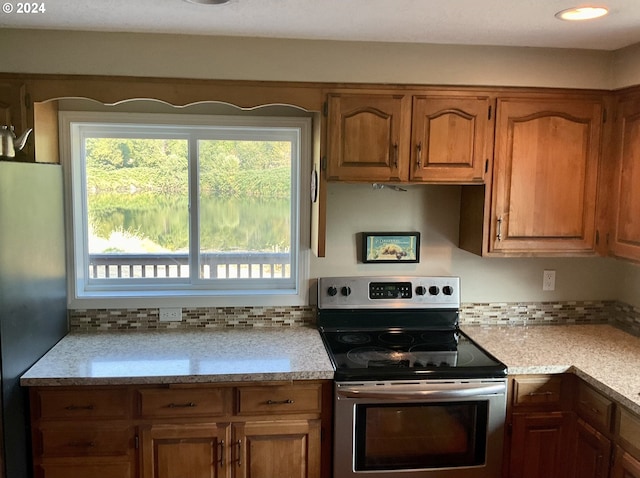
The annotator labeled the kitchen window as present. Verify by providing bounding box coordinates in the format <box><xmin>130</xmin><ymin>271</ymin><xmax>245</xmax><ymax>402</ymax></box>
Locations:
<box><xmin>60</xmin><ymin>111</ymin><xmax>311</xmax><ymax>307</ymax></box>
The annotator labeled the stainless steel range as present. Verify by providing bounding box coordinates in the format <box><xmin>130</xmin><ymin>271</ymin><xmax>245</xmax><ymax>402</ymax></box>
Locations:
<box><xmin>317</xmin><ymin>276</ymin><xmax>507</xmax><ymax>478</ymax></box>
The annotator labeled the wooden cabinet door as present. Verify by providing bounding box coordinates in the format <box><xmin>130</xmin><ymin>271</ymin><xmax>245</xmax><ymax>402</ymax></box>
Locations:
<box><xmin>233</xmin><ymin>419</ymin><xmax>321</xmax><ymax>478</ymax></box>
<box><xmin>411</xmin><ymin>95</ymin><xmax>492</xmax><ymax>182</ymax></box>
<box><xmin>509</xmin><ymin>412</ymin><xmax>575</xmax><ymax>478</ymax></box>
<box><xmin>326</xmin><ymin>93</ymin><xmax>410</xmax><ymax>181</ymax></box>
<box><xmin>612</xmin><ymin>447</ymin><xmax>640</xmax><ymax>478</ymax></box>
<box><xmin>573</xmin><ymin>418</ymin><xmax>612</xmax><ymax>478</ymax></box>
<box><xmin>140</xmin><ymin>423</ymin><xmax>229</xmax><ymax>478</ymax></box>
<box><xmin>610</xmin><ymin>94</ymin><xmax>640</xmax><ymax>261</ymax></box>
<box><xmin>491</xmin><ymin>97</ymin><xmax>603</xmax><ymax>254</ymax></box>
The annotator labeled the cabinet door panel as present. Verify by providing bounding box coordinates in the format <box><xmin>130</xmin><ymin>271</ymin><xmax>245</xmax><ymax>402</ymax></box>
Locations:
<box><xmin>573</xmin><ymin>418</ymin><xmax>611</xmax><ymax>478</ymax></box>
<box><xmin>141</xmin><ymin>423</ymin><xmax>228</xmax><ymax>478</ymax></box>
<box><xmin>492</xmin><ymin>98</ymin><xmax>602</xmax><ymax>254</ymax></box>
<box><xmin>509</xmin><ymin>412</ymin><xmax>575</xmax><ymax>478</ymax></box>
<box><xmin>611</xmin><ymin>95</ymin><xmax>640</xmax><ymax>260</ymax></box>
<box><xmin>411</xmin><ymin>96</ymin><xmax>491</xmax><ymax>182</ymax></box>
<box><xmin>235</xmin><ymin>420</ymin><xmax>321</xmax><ymax>478</ymax></box>
<box><xmin>327</xmin><ymin>93</ymin><xmax>409</xmax><ymax>181</ymax></box>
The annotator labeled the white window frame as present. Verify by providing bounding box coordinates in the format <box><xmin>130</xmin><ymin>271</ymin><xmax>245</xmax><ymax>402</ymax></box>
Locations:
<box><xmin>60</xmin><ymin>111</ymin><xmax>311</xmax><ymax>309</ymax></box>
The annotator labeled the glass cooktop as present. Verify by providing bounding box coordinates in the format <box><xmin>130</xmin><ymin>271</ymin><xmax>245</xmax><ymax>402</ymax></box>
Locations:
<box><xmin>319</xmin><ymin>328</ymin><xmax>507</xmax><ymax>381</ymax></box>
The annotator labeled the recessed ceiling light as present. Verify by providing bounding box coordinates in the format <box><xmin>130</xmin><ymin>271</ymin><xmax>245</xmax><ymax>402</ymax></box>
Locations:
<box><xmin>555</xmin><ymin>6</ymin><xmax>609</xmax><ymax>21</ymax></box>
<box><xmin>183</xmin><ymin>0</ymin><xmax>231</xmax><ymax>4</ymax></box>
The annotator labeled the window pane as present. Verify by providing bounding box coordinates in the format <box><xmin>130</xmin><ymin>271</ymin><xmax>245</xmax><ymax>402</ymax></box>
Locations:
<box><xmin>197</xmin><ymin>139</ymin><xmax>292</xmax><ymax>279</ymax></box>
<box><xmin>85</xmin><ymin>137</ymin><xmax>189</xmax><ymax>280</ymax></box>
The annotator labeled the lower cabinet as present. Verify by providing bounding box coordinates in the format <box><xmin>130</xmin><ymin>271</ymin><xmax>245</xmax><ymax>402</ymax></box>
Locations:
<box><xmin>140</xmin><ymin>420</ymin><xmax>321</xmax><ymax>478</ymax></box>
<box><xmin>506</xmin><ymin>375</ymin><xmax>640</xmax><ymax>478</ymax></box>
<box><xmin>509</xmin><ymin>411</ymin><xmax>575</xmax><ymax>478</ymax></box>
<box><xmin>574</xmin><ymin>418</ymin><xmax>612</xmax><ymax>478</ymax></box>
<box><xmin>234</xmin><ymin>420</ymin><xmax>321</xmax><ymax>478</ymax></box>
<box><xmin>612</xmin><ymin>447</ymin><xmax>640</xmax><ymax>478</ymax></box>
<box><xmin>140</xmin><ymin>423</ymin><xmax>228</xmax><ymax>478</ymax></box>
<box><xmin>29</xmin><ymin>381</ymin><xmax>330</xmax><ymax>478</ymax></box>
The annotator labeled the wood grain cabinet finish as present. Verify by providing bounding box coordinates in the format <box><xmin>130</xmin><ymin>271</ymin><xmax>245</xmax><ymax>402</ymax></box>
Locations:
<box><xmin>326</xmin><ymin>91</ymin><xmax>492</xmax><ymax>183</ymax></box>
<box><xmin>31</xmin><ymin>388</ymin><xmax>136</xmax><ymax>478</ymax></box>
<box><xmin>326</xmin><ymin>92</ymin><xmax>410</xmax><ymax>182</ymax></box>
<box><xmin>612</xmin><ymin>447</ymin><xmax>640</xmax><ymax>478</ymax></box>
<box><xmin>31</xmin><ymin>382</ymin><xmax>328</xmax><ymax>478</ymax></box>
<box><xmin>491</xmin><ymin>96</ymin><xmax>604</xmax><ymax>255</ymax></box>
<box><xmin>233</xmin><ymin>420</ymin><xmax>321</xmax><ymax>478</ymax></box>
<box><xmin>140</xmin><ymin>422</ymin><xmax>228</xmax><ymax>478</ymax></box>
<box><xmin>610</xmin><ymin>93</ymin><xmax>640</xmax><ymax>262</ymax></box>
<box><xmin>410</xmin><ymin>95</ymin><xmax>492</xmax><ymax>183</ymax></box>
<box><xmin>573</xmin><ymin>418</ymin><xmax>612</xmax><ymax>478</ymax></box>
<box><xmin>509</xmin><ymin>411</ymin><xmax>576</xmax><ymax>478</ymax></box>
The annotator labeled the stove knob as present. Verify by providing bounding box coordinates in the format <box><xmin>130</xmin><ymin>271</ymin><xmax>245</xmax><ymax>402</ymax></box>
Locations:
<box><xmin>341</xmin><ymin>286</ymin><xmax>352</xmax><ymax>296</ymax></box>
<box><xmin>428</xmin><ymin>286</ymin><xmax>440</xmax><ymax>295</ymax></box>
<box><xmin>415</xmin><ymin>286</ymin><xmax>427</xmax><ymax>296</ymax></box>
<box><xmin>443</xmin><ymin>286</ymin><xmax>454</xmax><ymax>296</ymax></box>
<box><xmin>327</xmin><ymin>286</ymin><xmax>338</xmax><ymax>296</ymax></box>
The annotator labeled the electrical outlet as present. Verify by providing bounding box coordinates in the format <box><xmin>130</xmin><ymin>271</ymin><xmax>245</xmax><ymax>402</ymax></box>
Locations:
<box><xmin>543</xmin><ymin>270</ymin><xmax>556</xmax><ymax>291</ymax></box>
<box><xmin>159</xmin><ymin>307</ymin><xmax>182</xmax><ymax>322</ymax></box>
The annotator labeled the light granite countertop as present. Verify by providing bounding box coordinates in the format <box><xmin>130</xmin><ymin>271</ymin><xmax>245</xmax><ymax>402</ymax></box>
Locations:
<box><xmin>463</xmin><ymin>324</ymin><xmax>640</xmax><ymax>415</ymax></box>
<box><xmin>20</xmin><ymin>327</ymin><xmax>334</xmax><ymax>386</ymax></box>
<box><xmin>20</xmin><ymin>323</ymin><xmax>640</xmax><ymax>417</ymax></box>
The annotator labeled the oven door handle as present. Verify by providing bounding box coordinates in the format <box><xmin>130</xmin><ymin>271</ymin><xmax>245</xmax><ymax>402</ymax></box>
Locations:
<box><xmin>337</xmin><ymin>383</ymin><xmax>506</xmax><ymax>400</ymax></box>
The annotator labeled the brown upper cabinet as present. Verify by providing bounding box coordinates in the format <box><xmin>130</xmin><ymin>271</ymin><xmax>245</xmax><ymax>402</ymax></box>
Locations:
<box><xmin>610</xmin><ymin>91</ymin><xmax>640</xmax><ymax>262</ymax></box>
<box><xmin>489</xmin><ymin>95</ymin><xmax>605</xmax><ymax>255</ymax></box>
<box><xmin>325</xmin><ymin>91</ymin><xmax>493</xmax><ymax>183</ymax></box>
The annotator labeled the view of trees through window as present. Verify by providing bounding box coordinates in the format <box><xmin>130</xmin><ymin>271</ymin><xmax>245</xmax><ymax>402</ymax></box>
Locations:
<box><xmin>85</xmin><ymin>137</ymin><xmax>292</xmax><ymax>279</ymax></box>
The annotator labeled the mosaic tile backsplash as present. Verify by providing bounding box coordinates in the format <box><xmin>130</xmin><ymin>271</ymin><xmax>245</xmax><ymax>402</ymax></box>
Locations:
<box><xmin>68</xmin><ymin>300</ymin><xmax>640</xmax><ymax>335</ymax></box>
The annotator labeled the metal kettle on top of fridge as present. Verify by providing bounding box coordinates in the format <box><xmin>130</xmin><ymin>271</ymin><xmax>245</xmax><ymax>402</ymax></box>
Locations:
<box><xmin>0</xmin><ymin>125</ymin><xmax>32</xmax><ymax>159</ymax></box>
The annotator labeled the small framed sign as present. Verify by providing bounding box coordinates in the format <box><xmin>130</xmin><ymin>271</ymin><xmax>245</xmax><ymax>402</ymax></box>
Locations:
<box><xmin>362</xmin><ymin>232</ymin><xmax>420</xmax><ymax>263</ymax></box>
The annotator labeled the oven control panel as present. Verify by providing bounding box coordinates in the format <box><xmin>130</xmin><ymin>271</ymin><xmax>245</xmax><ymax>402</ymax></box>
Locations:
<box><xmin>318</xmin><ymin>276</ymin><xmax>460</xmax><ymax>309</ymax></box>
<box><xmin>369</xmin><ymin>282</ymin><xmax>412</xmax><ymax>299</ymax></box>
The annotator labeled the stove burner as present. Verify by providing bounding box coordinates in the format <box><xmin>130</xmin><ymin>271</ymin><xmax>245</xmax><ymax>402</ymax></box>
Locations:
<box><xmin>336</xmin><ymin>333</ymin><xmax>371</xmax><ymax>345</ymax></box>
<box><xmin>378</xmin><ymin>332</ymin><xmax>415</xmax><ymax>346</ymax></box>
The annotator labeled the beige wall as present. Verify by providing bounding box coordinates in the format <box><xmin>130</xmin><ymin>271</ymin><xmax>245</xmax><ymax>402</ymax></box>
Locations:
<box><xmin>3</xmin><ymin>28</ymin><xmax>639</xmax><ymax>305</ymax></box>
<box><xmin>613</xmin><ymin>43</ymin><xmax>640</xmax><ymax>89</ymax></box>
<box><xmin>1</xmin><ymin>28</ymin><xmax>615</xmax><ymax>89</ymax></box>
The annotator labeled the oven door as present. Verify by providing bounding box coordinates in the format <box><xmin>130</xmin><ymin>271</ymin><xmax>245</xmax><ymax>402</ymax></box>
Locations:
<box><xmin>333</xmin><ymin>379</ymin><xmax>507</xmax><ymax>478</ymax></box>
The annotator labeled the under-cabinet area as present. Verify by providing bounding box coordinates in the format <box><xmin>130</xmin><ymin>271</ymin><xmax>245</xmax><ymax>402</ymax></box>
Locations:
<box><xmin>29</xmin><ymin>381</ymin><xmax>331</xmax><ymax>478</ymax></box>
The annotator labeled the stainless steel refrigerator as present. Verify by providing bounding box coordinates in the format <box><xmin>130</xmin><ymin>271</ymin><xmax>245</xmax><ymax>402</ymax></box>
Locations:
<box><xmin>0</xmin><ymin>161</ymin><xmax>68</xmax><ymax>478</ymax></box>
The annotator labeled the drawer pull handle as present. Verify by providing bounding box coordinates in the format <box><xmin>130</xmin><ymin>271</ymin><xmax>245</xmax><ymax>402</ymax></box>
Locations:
<box><xmin>218</xmin><ymin>440</ymin><xmax>224</xmax><ymax>467</ymax></box>
<box><xmin>68</xmin><ymin>441</ymin><xmax>96</xmax><ymax>448</ymax></box>
<box><xmin>266</xmin><ymin>399</ymin><xmax>294</xmax><ymax>405</ymax></box>
<box><xmin>579</xmin><ymin>400</ymin><xmax>602</xmax><ymax>415</ymax></box>
<box><xmin>527</xmin><ymin>391</ymin><xmax>554</xmax><ymax>397</ymax></box>
<box><xmin>167</xmin><ymin>402</ymin><xmax>196</xmax><ymax>408</ymax></box>
<box><xmin>234</xmin><ymin>439</ymin><xmax>242</xmax><ymax>466</ymax></box>
<box><xmin>64</xmin><ymin>405</ymin><xmax>94</xmax><ymax>411</ymax></box>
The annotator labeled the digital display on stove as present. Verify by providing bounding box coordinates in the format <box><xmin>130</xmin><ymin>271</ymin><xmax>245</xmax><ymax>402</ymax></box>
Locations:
<box><xmin>369</xmin><ymin>282</ymin><xmax>412</xmax><ymax>299</ymax></box>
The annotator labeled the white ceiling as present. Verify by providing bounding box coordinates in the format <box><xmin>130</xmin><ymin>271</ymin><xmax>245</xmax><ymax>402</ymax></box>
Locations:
<box><xmin>2</xmin><ymin>0</ymin><xmax>640</xmax><ymax>51</ymax></box>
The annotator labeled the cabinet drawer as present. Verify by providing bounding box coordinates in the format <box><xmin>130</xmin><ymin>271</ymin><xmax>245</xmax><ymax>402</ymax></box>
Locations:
<box><xmin>237</xmin><ymin>384</ymin><xmax>322</xmax><ymax>415</ymax></box>
<box><xmin>138</xmin><ymin>387</ymin><xmax>231</xmax><ymax>418</ymax></box>
<box><xmin>512</xmin><ymin>375</ymin><xmax>563</xmax><ymax>407</ymax></box>
<box><xmin>617</xmin><ymin>407</ymin><xmax>640</xmax><ymax>454</ymax></box>
<box><xmin>40</xmin><ymin>426</ymin><xmax>132</xmax><ymax>457</ymax></box>
<box><xmin>577</xmin><ymin>381</ymin><xmax>614</xmax><ymax>432</ymax></box>
<box><xmin>36</xmin><ymin>389</ymin><xmax>130</xmax><ymax>419</ymax></box>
